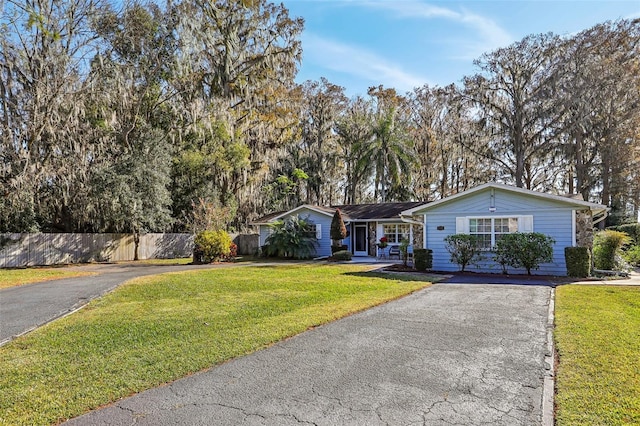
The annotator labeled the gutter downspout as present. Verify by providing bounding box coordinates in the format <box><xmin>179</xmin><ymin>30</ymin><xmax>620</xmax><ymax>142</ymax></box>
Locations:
<box><xmin>399</xmin><ymin>215</ymin><xmax>423</xmax><ymax>225</ymax></box>
<box><xmin>592</xmin><ymin>209</ymin><xmax>609</xmax><ymax>226</ymax></box>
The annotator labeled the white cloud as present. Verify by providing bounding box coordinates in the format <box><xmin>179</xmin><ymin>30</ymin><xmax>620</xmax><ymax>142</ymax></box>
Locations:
<box><xmin>302</xmin><ymin>33</ymin><xmax>430</xmax><ymax>93</ymax></box>
<box><xmin>364</xmin><ymin>1</ymin><xmax>513</xmax><ymax>59</ymax></box>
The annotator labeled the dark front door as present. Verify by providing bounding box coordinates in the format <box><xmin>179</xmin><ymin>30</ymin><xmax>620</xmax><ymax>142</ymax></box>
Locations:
<box><xmin>354</xmin><ymin>224</ymin><xmax>368</xmax><ymax>256</ymax></box>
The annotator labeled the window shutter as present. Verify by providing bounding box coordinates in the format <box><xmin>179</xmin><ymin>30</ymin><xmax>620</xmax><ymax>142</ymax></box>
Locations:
<box><xmin>315</xmin><ymin>224</ymin><xmax>322</xmax><ymax>240</ymax></box>
<box><xmin>518</xmin><ymin>216</ymin><xmax>534</xmax><ymax>233</ymax></box>
<box><xmin>455</xmin><ymin>217</ymin><xmax>468</xmax><ymax>234</ymax></box>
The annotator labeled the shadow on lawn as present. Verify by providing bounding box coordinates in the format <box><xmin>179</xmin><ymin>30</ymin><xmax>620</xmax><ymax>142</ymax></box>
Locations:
<box><xmin>343</xmin><ymin>270</ymin><xmax>444</xmax><ymax>284</ymax></box>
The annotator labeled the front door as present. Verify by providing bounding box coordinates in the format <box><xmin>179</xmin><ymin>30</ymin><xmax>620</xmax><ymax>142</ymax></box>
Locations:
<box><xmin>354</xmin><ymin>224</ymin><xmax>368</xmax><ymax>256</ymax></box>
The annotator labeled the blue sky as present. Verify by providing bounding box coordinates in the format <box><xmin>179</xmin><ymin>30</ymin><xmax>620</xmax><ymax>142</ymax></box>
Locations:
<box><xmin>281</xmin><ymin>0</ymin><xmax>640</xmax><ymax>97</ymax></box>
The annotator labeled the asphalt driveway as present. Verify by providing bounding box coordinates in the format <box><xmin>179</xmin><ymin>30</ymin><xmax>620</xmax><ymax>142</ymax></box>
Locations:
<box><xmin>0</xmin><ymin>263</ymin><xmax>232</xmax><ymax>344</ymax></box>
<box><xmin>441</xmin><ymin>273</ymin><xmax>556</xmax><ymax>286</ymax></box>
<box><xmin>65</xmin><ymin>282</ymin><xmax>553</xmax><ymax>426</ymax></box>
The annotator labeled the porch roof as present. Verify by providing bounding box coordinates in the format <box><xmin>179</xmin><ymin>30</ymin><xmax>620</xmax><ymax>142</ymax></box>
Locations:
<box><xmin>334</xmin><ymin>202</ymin><xmax>426</xmax><ymax>220</ymax></box>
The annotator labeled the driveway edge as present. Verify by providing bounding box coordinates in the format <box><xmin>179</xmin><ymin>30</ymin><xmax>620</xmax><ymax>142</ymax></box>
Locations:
<box><xmin>542</xmin><ymin>287</ymin><xmax>556</xmax><ymax>426</ymax></box>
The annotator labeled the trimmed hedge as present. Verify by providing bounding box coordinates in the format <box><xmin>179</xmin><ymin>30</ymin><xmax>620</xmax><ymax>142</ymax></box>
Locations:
<box><xmin>332</xmin><ymin>250</ymin><xmax>352</xmax><ymax>261</ymax></box>
<box><xmin>565</xmin><ymin>247</ymin><xmax>591</xmax><ymax>277</ymax></box>
<box><xmin>414</xmin><ymin>248</ymin><xmax>433</xmax><ymax>271</ymax></box>
<box><xmin>331</xmin><ymin>245</ymin><xmax>348</xmax><ymax>254</ymax></box>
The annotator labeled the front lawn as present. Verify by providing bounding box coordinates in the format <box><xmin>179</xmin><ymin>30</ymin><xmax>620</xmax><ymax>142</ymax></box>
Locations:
<box><xmin>555</xmin><ymin>285</ymin><xmax>640</xmax><ymax>425</ymax></box>
<box><xmin>0</xmin><ymin>268</ymin><xmax>95</xmax><ymax>289</ymax></box>
<box><xmin>0</xmin><ymin>264</ymin><xmax>431</xmax><ymax>426</ymax></box>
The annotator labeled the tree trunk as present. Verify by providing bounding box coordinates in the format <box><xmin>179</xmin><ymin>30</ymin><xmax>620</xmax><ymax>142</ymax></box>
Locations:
<box><xmin>133</xmin><ymin>231</ymin><xmax>140</xmax><ymax>261</ymax></box>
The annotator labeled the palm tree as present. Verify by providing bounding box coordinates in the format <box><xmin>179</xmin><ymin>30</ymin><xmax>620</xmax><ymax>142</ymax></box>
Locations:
<box><xmin>362</xmin><ymin>88</ymin><xmax>415</xmax><ymax>202</ymax></box>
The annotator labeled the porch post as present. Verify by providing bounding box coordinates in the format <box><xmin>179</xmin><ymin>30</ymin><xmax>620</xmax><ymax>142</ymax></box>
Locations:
<box><xmin>423</xmin><ymin>215</ymin><xmax>427</xmax><ymax>249</ymax></box>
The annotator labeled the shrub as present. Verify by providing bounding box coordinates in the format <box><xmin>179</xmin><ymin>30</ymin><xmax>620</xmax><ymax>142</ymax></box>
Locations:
<box><xmin>221</xmin><ymin>242</ymin><xmax>238</xmax><ymax>262</ymax></box>
<box><xmin>330</xmin><ymin>208</ymin><xmax>348</xmax><ymax>249</ymax></box>
<box><xmin>331</xmin><ymin>245</ymin><xmax>348</xmax><ymax>254</ymax></box>
<box><xmin>493</xmin><ymin>232</ymin><xmax>555</xmax><ymax>275</ymax></box>
<box><xmin>264</xmin><ymin>215</ymin><xmax>317</xmax><ymax>259</ymax></box>
<box><xmin>444</xmin><ymin>234</ymin><xmax>482</xmax><ymax>272</ymax></box>
<box><xmin>399</xmin><ymin>238</ymin><xmax>411</xmax><ymax>266</ymax></box>
<box><xmin>413</xmin><ymin>248</ymin><xmax>432</xmax><ymax>271</ymax></box>
<box><xmin>609</xmin><ymin>224</ymin><xmax>640</xmax><ymax>244</ymax></box>
<box><xmin>565</xmin><ymin>247</ymin><xmax>591</xmax><ymax>277</ymax></box>
<box><xmin>623</xmin><ymin>245</ymin><xmax>640</xmax><ymax>267</ymax></box>
<box><xmin>593</xmin><ymin>230</ymin><xmax>632</xmax><ymax>270</ymax></box>
<box><xmin>493</xmin><ymin>245</ymin><xmax>510</xmax><ymax>274</ymax></box>
<box><xmin>193</xmin><ymin>230</ymin><xmax>232</xmax><ymax>263</ymax></box>
<box><xmin>331</xmin><ymin>250</ymin><xmax>352</xmax><ymax>261</ymax></box>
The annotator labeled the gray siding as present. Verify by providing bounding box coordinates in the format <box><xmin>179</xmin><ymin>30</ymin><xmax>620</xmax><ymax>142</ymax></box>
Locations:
<box><xmin>425</xmin><ymin>188</ymin><xmax>575</xmax><ymax>275</ymax></box>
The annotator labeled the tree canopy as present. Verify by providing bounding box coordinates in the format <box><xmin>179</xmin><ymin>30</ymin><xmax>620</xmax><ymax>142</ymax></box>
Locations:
<box><xmin>1</xmin><ymin>1</ymin><xmax>638</xmax><ymax>233</ymax></box>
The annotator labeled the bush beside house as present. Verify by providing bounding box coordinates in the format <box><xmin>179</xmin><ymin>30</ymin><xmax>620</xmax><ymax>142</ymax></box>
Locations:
<box><xmin>493</xmin><ymin>232</ymin><xmax>555</xmax><ymax>275</ymax></box>
<box><xmin>413</xmin><ymin>249</ymin><xmax>432</xmax><ymax>271</ymax></box>
<box><xmin>330</xmin><ymin>209</ymin><xmax>348</xmax><ymax>254</ymax></box>
<box><xmin>565</xmin><ymin>247</ymin><xmax>591</xmax><ymax>277</ymax></box>
<box><xmin>593</xmin><ymin>230</ymin><xmax>631</xmax><ymax>271</ymax></box>
<box><xmin>608</xmin><ymin>224</ymin><xmax>640</xmax><ymax>267</ymax></box>
<box><xmin>444</xmin><ymin>234</ymin><xmax>482</xmax><ymax>272</ymax></box>
<box><xmin>331</xmin><ymin>250</ymin><xmax>352</xmax><ymax>261</ymax></box>
<box><xmin>263</xmin><ymin>215</ymin><xmax>317</xmax><ymax>259</ymax></box>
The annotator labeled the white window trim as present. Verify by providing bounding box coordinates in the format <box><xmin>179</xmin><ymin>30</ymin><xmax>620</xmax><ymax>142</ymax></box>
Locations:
<box><xmin>571</xmin><ymin>210</ymin><xmax>576</xmax><ymax>247</ymax></box>
<box><xmin>307</xmin><ymin>223</ymin><xmax>322</xmax><ymax>240</ymax></box>
<box><xmin>456</xmin><ymin>215</ymin><xmax>533</xmax><ymax>249</ymax></box>
<box><xmin>382</xmin><ymin>223</ymin><xmax>411</xmax><ymax>244</ymax></box>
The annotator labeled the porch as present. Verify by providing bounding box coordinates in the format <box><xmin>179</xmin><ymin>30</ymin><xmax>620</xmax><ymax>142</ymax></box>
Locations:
<box><xmin>349</xmin><ymin>255</ymin><xmax>413</xmax><ymax>265</ymax></box>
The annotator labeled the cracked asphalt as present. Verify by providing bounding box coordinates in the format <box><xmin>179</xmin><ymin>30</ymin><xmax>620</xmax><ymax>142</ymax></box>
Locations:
<box><xmin>64</xmin><ymin>282</ymin><xmax>552</xmax><ymax>426</ymax></box>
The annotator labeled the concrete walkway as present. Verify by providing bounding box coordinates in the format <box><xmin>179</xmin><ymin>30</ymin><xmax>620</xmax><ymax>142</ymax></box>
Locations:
<box><xmin>65</xmin><ymin>283</ymin><xmax>553</xmax><ymax>426</ymax></box>
<box><xmin>568</xmin><ymin>269</ymin><xmax>640</xmax><ymax>286</ymax></box>
<box><xmin>0</xmin><ymin>262</ymin><xmax>239</xmax><ymax>344</ymax></box>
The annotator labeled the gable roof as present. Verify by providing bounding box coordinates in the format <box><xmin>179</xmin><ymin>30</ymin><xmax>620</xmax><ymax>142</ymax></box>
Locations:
<box><xmin>401</xmin><ymin>182</ymin><xmax>609</xmax><ymax>216</ymax></box>
<box><xmin>252</xmin><ymin>204</ymin><xmax>335</xmax><ymax>225</ymax></box>
<box><xmin>252</xmin><ymin>201</ymin><xmax>427</xmax><ymax>225</ymax></box>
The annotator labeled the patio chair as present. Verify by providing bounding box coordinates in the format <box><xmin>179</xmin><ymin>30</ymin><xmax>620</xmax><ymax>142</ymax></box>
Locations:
<box><xmin>388</xmin><ymin>245</ymin><xmax>401</xmax><ymax>260</ymax></box>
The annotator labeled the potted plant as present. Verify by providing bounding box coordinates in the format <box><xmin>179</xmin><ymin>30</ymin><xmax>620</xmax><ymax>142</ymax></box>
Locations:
<box><xmin>378</xmin><ymin>236</ymin><xmax>388</xmax><ymax>248</ymax></box>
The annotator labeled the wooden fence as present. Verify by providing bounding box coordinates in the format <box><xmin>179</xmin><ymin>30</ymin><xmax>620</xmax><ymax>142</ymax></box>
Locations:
<box><xmin>0</xmin><ymin>233</ymin><xmax>259</xmax><ymax>268</ymax></box>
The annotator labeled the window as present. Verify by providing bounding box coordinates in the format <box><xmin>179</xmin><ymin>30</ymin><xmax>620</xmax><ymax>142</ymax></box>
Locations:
<box><xmin>382</xmin><ymin>223</ymin><xmax>410</xmax><ymax>244</ymax></box>
<box><xmin>469</xmin><ymin>218</ymin><xmax>493</xmax><ymax>250</ymax></box>
<box><xmin>306</xmin><ymin>223</ymin><xmax>322</xmax><ymax>239</ymax></box>
<box><xmin>468</xmin><ymin>217</ymin><xmax>520</xmax><ymax>250</ymax></box>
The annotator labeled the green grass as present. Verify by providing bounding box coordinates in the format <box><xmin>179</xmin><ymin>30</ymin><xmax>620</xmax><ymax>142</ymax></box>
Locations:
<box><xmin>0</xmin><ymin>268</ymin><xmax>95</xmax><ymax>289</ymax></box>
<box><xmin>555</xmin><ymin>285</ymin><xmax>640</xmax><ymax>425</ymax></box>
<box><xmin>0</xmin><ymin>264</ymin><xmax>431</xmax><ymax>426</ymax></box>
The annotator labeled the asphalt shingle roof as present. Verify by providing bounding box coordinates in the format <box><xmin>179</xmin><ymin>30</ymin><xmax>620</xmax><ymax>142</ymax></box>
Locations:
<box><xmin>332</xmin><ymin>202</ymin><xmax>426</xmax><ymax>220</ymax></box>
<box><xmin>252</xmin><ymin>201</ymin><xmax>427</xmax><ymax>224</ymax></box>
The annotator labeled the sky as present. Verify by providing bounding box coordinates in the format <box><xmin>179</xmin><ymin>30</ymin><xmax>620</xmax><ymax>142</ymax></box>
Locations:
<box><xmin>281</xmin><ymin>0</ymin><xmax>640</xmax><ymax>97</ymax></box>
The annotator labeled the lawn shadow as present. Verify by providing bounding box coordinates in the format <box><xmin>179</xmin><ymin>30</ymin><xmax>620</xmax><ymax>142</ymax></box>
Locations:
<box><xmin>343</xmin><ymin>270</ymin><xmax>446</xmax><ymax>284</ymax></box>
